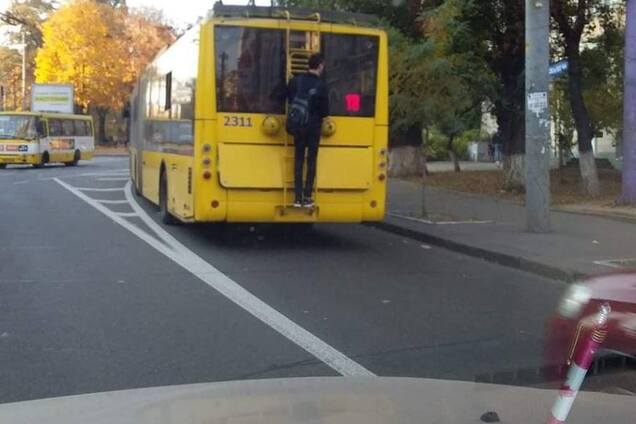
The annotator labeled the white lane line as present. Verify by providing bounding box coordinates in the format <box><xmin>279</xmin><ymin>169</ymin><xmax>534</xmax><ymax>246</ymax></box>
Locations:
<box><xmin>98</xmin><ymin>177</ymin><xmax>130</xmax><ymax>181</ymax></box>
<box><xmin>69</xmin><ymin>169</ymin><xmax>129</xmax><ymax>178</ymax></box>
<box><xmin>115</xmin><ymin>212</ymin><xmax>139</xmax><ymax>218</ymax></box>
<box><xmin>96</xmin><ymin>199</ymin><xmax>129</xmax><ymax>205</ymax></box>
<box><xmin>74</xmin><ymin>187</ymin><xmax>125</xmax><ymax>192</ymax></box>
<box><xmin>55</xmin><ymin>178</ymin><xmax>373</xmax><ymax>377</ymax></box>
<box><xmin>388</xmin><ymin>212</ymin><xmax>493</xmax><ymax>225</ymax></box>
<box><xmin>593</xmin><ymin>258</ymin><xmax>635</xmax><ymax>269</ymax></box>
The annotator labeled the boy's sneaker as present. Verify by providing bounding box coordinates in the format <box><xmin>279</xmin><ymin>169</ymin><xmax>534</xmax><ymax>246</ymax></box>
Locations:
<box><xmin>293</xmin><ymin>198</ymin><xmax>303</xmax><ymax>208</ymax></box>
<box><xmin>303</xmin><ymin>197</ymin><xmax>315</xmax><ymax>208</ymax></box>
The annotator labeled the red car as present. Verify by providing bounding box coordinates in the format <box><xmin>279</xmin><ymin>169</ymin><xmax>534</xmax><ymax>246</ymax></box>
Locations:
<box><xmin>545</xmin><ymin>272</ymin><xmax>636</xmax><ymax>379</ymax></box>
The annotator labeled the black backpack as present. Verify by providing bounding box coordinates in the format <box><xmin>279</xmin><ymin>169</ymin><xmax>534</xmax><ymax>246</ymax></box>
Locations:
<box><xmin>286</xmin><ymin>77</ymin><xmax>316</xmax><ymax>137</ymax></box>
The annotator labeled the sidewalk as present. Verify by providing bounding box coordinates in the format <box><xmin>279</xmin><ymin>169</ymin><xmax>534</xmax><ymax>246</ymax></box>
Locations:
<box><xmin>379</xmin><ymin>179</ymin><xmax>636</xmax><ymax>281</ymax></box>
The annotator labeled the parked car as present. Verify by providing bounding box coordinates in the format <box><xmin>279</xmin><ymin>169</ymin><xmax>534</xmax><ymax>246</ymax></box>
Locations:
<box><xmin>545</xmin><ymin>272</ymin><xmax>636</xmax><ymax>379</ymax></box>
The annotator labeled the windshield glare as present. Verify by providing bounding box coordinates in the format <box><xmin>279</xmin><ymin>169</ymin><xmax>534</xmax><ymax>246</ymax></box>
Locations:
<box><xmin>0</xmin><ymin>115</ymin><xmax>38</xmax><ymax>140</ymax></box>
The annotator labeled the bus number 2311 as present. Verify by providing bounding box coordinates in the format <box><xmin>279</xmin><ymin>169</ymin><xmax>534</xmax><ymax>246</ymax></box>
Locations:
<box><xmin>223</xmin><ymin>116</ymin><xmax>252</xmax><ymax>127</ymax></box>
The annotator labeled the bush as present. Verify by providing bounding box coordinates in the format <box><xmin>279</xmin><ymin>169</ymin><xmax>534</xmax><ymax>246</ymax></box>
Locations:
<box><xmin>424</xmin><ymin>128</ymin><xmax>483</xmax><ymax>161</ymax></box>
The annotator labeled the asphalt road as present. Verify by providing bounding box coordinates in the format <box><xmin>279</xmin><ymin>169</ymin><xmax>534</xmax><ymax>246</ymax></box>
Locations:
<box><xmin>0</xmin><ymin>157</ymin><xmax>567</xmax><ymax>404</ymax></box>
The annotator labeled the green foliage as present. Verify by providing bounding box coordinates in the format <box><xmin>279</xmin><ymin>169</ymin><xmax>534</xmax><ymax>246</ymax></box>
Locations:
<box><xmin>425</xmin><ymin>127</ymin><xmax>483</xmax><ymax>161</ymax></box>
<box><xmin>581</xmin><ymin>6</ymin><xmax>625</xmax><ymax>135</ymax></box>
<box><xmin>276</xmin><ymin>0</ymin><xmax>421</xmax><ymax>35</ymax></box>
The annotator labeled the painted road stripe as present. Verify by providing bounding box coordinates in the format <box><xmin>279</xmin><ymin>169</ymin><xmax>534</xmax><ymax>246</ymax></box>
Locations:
<box><xmin>74</xmin><ymin>187</ymin><xmax>126</xmax><ymax>192</ymax></box>
<box><xmin>98</xmin><ymin>177</ymin><xmax>130</xmax><ymax>181</ymax></box>
<box><xmin>115</xmin><ymin>212</ymin><xmax>139</xmax><ymax>218</ymax></box>
<box><xmin>388</xmin><ymin>212</ymin><xmax>493</xmax><ymax>225</ymax></box>
<box><xmin>96</xmin><ymin>199</ymin><xmax>129</xmax><ymax>205</ymax></box>
<box><xmin>55</xmin><ymin>178</ymin><xmax>374</xmax><ymax>377</ymax></box>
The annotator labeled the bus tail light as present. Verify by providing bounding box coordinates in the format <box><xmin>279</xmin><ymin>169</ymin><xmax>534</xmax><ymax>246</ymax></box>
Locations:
<box><xmin>211</xmin><ymin>200</ymin><xmax>220</xmax><ymax>208</ymax></box>
<box><xmin>370</xmin><ymin>200</ymin><xmax>377</xmax><ymax>208</ymax></box>
<box><xmin>378</xmin><ymin>173</ymin><xmax>386</xmax><ymax>182</ymax></box>
<box><xmin>203</xmin><ymin>144</ymin><xmax>212</xmax><ymax>153</ymax></box>
<box><xmin>203</xmin><ymin>170</ymin><xmax>212</xmax><ymax>180</ymax></box>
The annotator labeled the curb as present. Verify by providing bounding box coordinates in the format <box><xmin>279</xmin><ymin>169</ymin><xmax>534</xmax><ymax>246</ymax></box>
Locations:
<box><xmin>369</xmin><ymin>219</ymin><xmax>585</xmax><ymax>282</ymax></box>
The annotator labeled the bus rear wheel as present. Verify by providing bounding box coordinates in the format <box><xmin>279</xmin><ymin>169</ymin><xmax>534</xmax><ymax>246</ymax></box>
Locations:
<box><xmin>159</xmin><ymin>171</ymin><xmax>178</xmax><ymax>225</ymax></box>
<box><xmin>65</xmin><ymin>150</ymin><xmax>81</xmax><ymax>167</ymax></box>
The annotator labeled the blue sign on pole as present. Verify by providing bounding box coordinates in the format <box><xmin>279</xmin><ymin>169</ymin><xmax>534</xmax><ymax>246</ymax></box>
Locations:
<box><xmin>549</xmin><ymin>60</ymin><xmax>569</xmax><ymax>78</ymax></box>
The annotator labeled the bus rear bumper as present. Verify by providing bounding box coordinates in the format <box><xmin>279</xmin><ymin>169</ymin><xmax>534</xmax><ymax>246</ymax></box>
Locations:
<box><xmin>0</xmin><ymin>154</ymin><xmax>41</xmax><ymax>165</ymax></box>
<box><xmin>204</xmin><ymin>200</ymin><xmax>385</xmax><ymax>224</ymax></box>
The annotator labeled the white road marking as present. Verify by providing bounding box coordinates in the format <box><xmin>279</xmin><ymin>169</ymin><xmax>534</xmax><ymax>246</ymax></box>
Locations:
<box><xmin>593</xmin><ymin>258</ymin><xmax>636</xmax><ymax>269</ymax></box>
<box><xmin>55</xmin><ymin>178</ymin><xmax>374</xmax><ymax>377</ymax></box>
<box><xmin>98</xmin><ymin>177</ymin><xmax>130</xmax><ymax>181</ymax></box>
<box><xmin>74</xmin><ymin>187</ymin><xmax>126</xmax><ymax>192</ymax></box>
<box><xmin>69</xmin><ymin>169</ymin><xmax>129</xmax><ymax>178</ymax></box>
<box><xmin>96</xmin><ymin>199</ymin><xmax>129</xmax><ymax>205</ymax></box>
<box><xmin>388</xmin><ymin>212</ymin><xmax>493</xmax><ymax>225</ymax></box>
<box><xmin>115</xmin><ymin>212</ymin><xmax>139</xmax><ymax>218</ymax></box>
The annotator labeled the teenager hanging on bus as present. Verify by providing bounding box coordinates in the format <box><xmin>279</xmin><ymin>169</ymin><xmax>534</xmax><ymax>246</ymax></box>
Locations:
<box><xmin>286</xmin><ymin>53</ymin><xmax>329</xmax><ymax>208</ymax></box>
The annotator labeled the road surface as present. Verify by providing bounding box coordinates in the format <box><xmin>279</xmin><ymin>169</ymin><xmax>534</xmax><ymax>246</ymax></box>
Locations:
<box><xmin>0</xmin><ymin>157</ymin><xmax>568</xmax><ymax>403</ymax></box>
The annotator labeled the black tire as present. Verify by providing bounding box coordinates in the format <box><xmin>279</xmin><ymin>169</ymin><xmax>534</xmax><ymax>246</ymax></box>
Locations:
<box><xmin>33</xmin><ymin>152</ymin><xmax>48</xmax><ymax>168</ymax></box>
<box><xmin>65</xmin><ymin>150</ymin><xmax>81</xmax><ymax>167</ymax></box>
<box><xmin>159</xmin><ymin>171</ymin><xmax>178</xmax><ymax>225</ymax></box>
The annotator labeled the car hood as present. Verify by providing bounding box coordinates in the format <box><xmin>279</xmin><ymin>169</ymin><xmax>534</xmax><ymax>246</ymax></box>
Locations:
<box><xmin>0</xmin><ymin>377</ymin><xmax>633</xmax><ymax>424</ymax></box>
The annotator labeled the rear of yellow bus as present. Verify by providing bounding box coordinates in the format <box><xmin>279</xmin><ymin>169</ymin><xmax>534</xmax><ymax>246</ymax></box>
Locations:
<box><xmin>0</xmin><ymin>112</ymin><xmax>44</xmax><ymax>167</ymax></box>
<box><xmin>194</xmin><ymin>19</ymin><xmax>388</xmax><ymax>224</ymax></box>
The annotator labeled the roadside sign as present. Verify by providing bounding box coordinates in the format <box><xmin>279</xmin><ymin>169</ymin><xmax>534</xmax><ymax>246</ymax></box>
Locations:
<box><xmin>31</xmin><ymin>84</ymin><xmax>74</xmax><ymax>114</ymax></box>
<box><xmin>549</xmin><ymin>60</ymin><xmax>569</xmax><ymax>78</ymax></box>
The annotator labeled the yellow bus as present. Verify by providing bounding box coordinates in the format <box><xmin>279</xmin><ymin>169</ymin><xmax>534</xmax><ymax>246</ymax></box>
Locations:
<box><xmin>0</xmin><ymin>112</ymin><xmax>94</xmax><ymax>168</ymax></box>
<box><xmin>129</xmin><ymin>4</ymin><xmax>388</xmax><ymax>224</ymax></box>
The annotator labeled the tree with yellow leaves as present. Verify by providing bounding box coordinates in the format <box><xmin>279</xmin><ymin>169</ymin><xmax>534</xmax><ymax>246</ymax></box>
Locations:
<box><xmin>35</xmin><ymin>0</ymin><xmax>173</xmax><ymax>143</ymax></box>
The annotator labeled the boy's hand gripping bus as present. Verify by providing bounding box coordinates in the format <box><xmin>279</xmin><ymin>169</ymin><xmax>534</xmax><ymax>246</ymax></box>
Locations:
<box><xmin>128</xmin><ymin>4</ymin><xmax>388</xmax><ymax>224</ymax></box>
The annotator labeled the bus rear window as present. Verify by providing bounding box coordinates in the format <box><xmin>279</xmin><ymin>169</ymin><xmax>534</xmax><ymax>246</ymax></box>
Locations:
<box><xmin>215</xmin><ymin>26</ymin><xmax>286</xmax><ymax>114</ymax></box>
<box><xmin>322</xmin><ymin>34</ymin><xmax>379</xmax><ymax>117</ymax></box>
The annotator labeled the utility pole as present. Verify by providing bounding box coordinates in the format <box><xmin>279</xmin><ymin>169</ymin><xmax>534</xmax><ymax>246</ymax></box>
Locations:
<box><xmin>525</xmin><ymin>0</ymin><xmax>551</xmax><ymax>232</ymax></box>
<box><xmin>21</xmin><ymin>31</ymin><xmax>27</xmax><ymax>111</ymax></box>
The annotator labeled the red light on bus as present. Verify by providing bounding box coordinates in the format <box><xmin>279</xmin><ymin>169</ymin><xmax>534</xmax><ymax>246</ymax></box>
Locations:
<box><xmin>345</xmin><ymin>93</ymin><xmax>361</xmax><ymax>113</ymax></box>
<box><xmin>211</xmin><ymin>200</ymin><xmax>220</xmax><ymax>208</ymax></box>
<box><xmin>203</xmin><ymin>171</ymin><xmax>212</xmax><ymax>179</ymax></box>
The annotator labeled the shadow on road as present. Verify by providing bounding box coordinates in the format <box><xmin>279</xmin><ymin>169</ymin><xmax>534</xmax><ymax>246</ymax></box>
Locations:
<box><xmin>131</xmin><ymin>189</ymin><xmax>365</xmax><ymax>252</ymax></box>
<box><xmin>179</xmin><ymin>222</ymin><xmax>366</xmax><ymax>252</ymax></box>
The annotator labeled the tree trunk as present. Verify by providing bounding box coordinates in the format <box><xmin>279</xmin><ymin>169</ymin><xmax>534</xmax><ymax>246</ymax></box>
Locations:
<box><xmin>388</xmin><ymin>145</ymin><xmax>425</xmax><ymax>177</ymax></box>
<box><xmin>495</xmin><ymin>72</ymin><xmax>526</xmax><ymax>191</ymax></box>
<box><xmin>447</xmin><ymin>135</ymin><xmax>461</xmax><ymax>172</ymax></box>
<box><xmin>567</xmin><ymin>45</ymin><xmax>600</xmax><ymax>196</ymax></box>
<box><xmin>96</xmin><ymin>107</ymin><xmax>108</xmax><ymax>145</ymax></box>
<box><xmin>619</xmin><ymin>0</ymin><xmax>636</xmax><ymax>204</ymax></box>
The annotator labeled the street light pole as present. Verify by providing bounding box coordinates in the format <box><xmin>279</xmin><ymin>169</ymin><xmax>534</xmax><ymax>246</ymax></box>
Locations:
<box><xmin>525</xmin><ymin>0</ymin><xmax>551</xmax><ymax>233</ymax></box>
<box><xmin>21</xmin><ymin>31</ymin><xmax>27</xmax><ymax>111</ymax></box>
